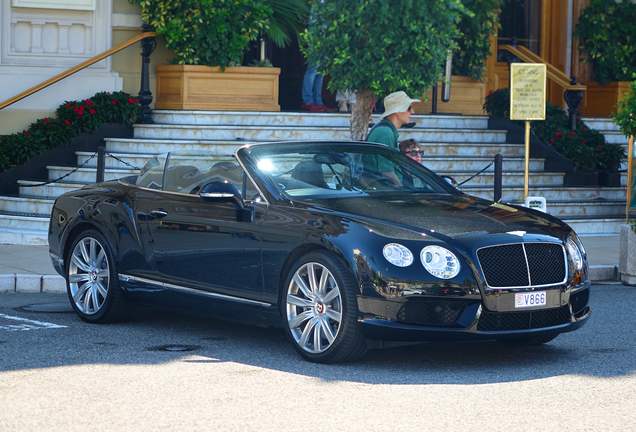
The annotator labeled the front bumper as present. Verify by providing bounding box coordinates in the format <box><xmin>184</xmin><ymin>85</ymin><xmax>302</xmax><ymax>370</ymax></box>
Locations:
<box><xmin>358</xmin><ymin>287</ymin><xmax>591</xmax><ymax>341</ymax></box>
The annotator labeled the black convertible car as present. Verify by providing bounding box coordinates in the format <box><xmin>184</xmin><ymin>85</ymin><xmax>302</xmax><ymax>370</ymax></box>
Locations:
<box><xmin>49</xmin><ymin>141</ymin><xmax>590</xmax><ymax>363</ymax></box>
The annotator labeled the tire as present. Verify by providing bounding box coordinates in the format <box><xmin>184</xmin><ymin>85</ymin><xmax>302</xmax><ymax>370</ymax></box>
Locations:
<box><xmin>65</xmin><ymin>229</ymin><xmax>127</xmax><ymax>323</ymax></box>
<box><xmin>282</xmin><ymin>251</ymin><xmax>367</xmax><ymax>363</ymax></box>
<box><xmin>498</xmin><ymin>333</ymin><xmax>559</xmax><ymax>346</ymax></box>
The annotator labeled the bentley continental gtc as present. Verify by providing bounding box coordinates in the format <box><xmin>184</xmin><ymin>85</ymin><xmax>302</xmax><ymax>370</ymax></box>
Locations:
<box><xmin>48</xmin><ymin>142</ymin><xmax>591</xmax><ymax>363</ymax></box>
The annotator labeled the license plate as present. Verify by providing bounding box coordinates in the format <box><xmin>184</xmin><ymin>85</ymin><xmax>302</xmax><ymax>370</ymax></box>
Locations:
<box><xmin>515</xmin><ymin>291</ymin><xmax>546</xmax><ymax>308</ymax></box>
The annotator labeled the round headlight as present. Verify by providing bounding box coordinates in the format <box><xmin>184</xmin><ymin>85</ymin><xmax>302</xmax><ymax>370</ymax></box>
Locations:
<box><xmin>382</xmin><ymin>243</ymin><xmax>414</xmax><ymax>267</ymax></box>
<box><xmin>420</xmin><ymin>245</ymin><xmax>460</xmax><ymax>279</ymax></box>
<box><xmin>566</xmin><ymin>237</ymin><xmax>583</xmax><ymax>271</ymax></box>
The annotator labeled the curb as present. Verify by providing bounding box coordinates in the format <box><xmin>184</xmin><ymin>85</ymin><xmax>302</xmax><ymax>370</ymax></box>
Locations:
<box><xmin>589</xmin><ymin>265</ymin><xmax>619</xmax><ymax>283</ymax></box>
<box><xmin>0</xmin><ymin>273</ymin><xmax>66</xmax><ymax>293</ymax></box>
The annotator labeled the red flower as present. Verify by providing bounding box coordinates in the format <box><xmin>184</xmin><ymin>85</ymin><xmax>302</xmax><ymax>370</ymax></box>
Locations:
<box><xmin>89</xmin><ymin>108</ymin><xmax>96</xmax><ymax>115</ymax></box>
<box><xmin>84</xmin><ymin>99</ymin><xmax>94</xmax><ymax>107</ymax></box>
<box><xmin>111</xmin><ymin>99</ymin><xmax>119</xmax><ymax>105</ymax></box>
<box><xmin>127</xmin><ymin>97</ymin><xmax>139</xmax><ymax>104</ymax></box>
<box><xmin>64</xmin><ymin>119</ymin><xmax>72</xmax><ymax>126</ymax></box>
<box><xmin>42</xmin><ymin>117</ymin><xmax>50</xmax><ymax>124</ymax></box>
<box><xmin>567</xmin><ymin>130</ymin><xmax>576</xmax><ymax>138</ymax></box>
<box><xmin>64</xmin><ymin>103</ymin><xmax>72</xmax><ymax>110</ymax></box>
<box><xmin>555</xmin><ymin>130</ymin><xmax>562</xmax><ymax>139</ymax></box>
<box><xmin>22</xmin><ymin>130</ymin><xmax>31</xmax><ymax>137</ymax></box>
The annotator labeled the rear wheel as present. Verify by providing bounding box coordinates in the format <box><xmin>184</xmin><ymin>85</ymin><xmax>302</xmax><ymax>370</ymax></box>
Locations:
<box><xmin>283</xmin><ymin>251</ymin><xmax>366</xmax><ymax>363</ymax></box>
<box><xmin>66</xmin><ymin>230</ymin><xmax>126</xmax><ymax>323</ymax></box>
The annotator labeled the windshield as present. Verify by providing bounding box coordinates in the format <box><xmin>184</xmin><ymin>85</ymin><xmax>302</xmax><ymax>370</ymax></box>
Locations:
<box><xmin>247</xmin><ymin>143</ymin><xmax>455</xmax><ymax>199</ymax></box>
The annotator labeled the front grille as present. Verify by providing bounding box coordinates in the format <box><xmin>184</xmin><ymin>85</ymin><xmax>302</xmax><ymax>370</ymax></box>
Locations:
<box><xmin>396</xmin><ymin>300</ymin><xmax>466</xmax><ymax>327</ymax></box>
<box><xmin>477</xmin><ymin>243</ymin><xmax>566</xmax><ymax>288</ymax></box>
<box><xmin>477</xmin><ymin>306</ymin><xmax>571</xmax><ymax>331</ymax></box>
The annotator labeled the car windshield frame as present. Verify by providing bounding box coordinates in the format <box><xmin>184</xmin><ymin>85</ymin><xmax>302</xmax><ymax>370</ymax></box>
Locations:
<box><xmin>238</xmin><ymin>141</ymin><xmax>459</xmax><ymax>202</ymax></box>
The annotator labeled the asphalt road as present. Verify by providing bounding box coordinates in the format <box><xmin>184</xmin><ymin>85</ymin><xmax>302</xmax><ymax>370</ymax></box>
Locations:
<box><xmin>1</xmin><ymin>284</ymin><xmax>635</xmax><ymax>432</ymax></box>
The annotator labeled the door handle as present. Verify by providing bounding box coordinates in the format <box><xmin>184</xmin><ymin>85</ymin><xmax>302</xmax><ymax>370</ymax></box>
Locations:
<box><xmin>149</xmin><ymin>209</ymin><xmax>168</xmax><ymax>219</ymax></box>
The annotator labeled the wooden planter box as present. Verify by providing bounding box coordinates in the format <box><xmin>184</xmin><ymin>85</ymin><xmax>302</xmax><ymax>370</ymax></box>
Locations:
<box><xmin>414</xmin><ymin>75</ymin><xmax>486</xmax><ymax>116</ymax></box>
<box><xmin>582</xmin><ymin>81</ymin><xmax>631</xmax><ymax>118</ymax></box>
<box><xmin>155</xmin><ymin>65</ymin><xmax>281</xmax><ymax>111</ymax></box>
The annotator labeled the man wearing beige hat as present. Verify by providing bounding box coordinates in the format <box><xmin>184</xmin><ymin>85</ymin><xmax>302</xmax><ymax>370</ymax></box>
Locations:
<box><xmin>364</xmin><ymin>91</ymin><xmax>420</xmax><ymax>185</ymax></box>
<box><xmin>367</xmin><ymin>90</ymin><xmax>420</xmax><ymax>149</ymax></box>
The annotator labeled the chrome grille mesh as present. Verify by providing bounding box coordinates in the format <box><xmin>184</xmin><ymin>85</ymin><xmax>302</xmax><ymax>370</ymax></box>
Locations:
<box><xmin>477</xmin><ymin>243</ymin><xmax>567</xmax><ymax>289</ymax></box>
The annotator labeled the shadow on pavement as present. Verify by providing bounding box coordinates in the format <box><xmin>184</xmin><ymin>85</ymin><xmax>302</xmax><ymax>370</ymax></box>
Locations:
<box><xmin>0</xmin><ymin>284</ymin><xmax>634</xmax><ymax>385</ymax></box>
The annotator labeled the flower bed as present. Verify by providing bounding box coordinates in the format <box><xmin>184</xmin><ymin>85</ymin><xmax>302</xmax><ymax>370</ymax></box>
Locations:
<box><xmin>0</xmin><ymin>91</ymin><xmax>139</xmax><ymax>173</ymax></box>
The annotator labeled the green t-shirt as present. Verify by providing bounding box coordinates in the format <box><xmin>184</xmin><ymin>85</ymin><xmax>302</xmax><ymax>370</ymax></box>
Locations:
<box><xmin>365</xmin><ymin>119</ymin><xmax>399</xmax><ymax>173</ymax></box>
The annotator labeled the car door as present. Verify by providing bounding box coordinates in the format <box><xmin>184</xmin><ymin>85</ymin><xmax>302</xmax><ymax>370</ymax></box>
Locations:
<box><xmin>134</xmin><ymin>159</ymin><xmax>267</xmax><ymax>302</ymax></box>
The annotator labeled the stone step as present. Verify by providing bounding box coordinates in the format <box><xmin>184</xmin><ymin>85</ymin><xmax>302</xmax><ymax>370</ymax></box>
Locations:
<box><xmin>105</xmin><ymin>138</ymin><xmax>248</xmax><ymax>155</ymax></box>
<box><xmin>464</xmin><ymin>186</ymin><xmax>626</xmax><ymax>202</ymax></box>
<box><xmin>18</xmin><ymin>180</ymin><xmax>85</xmax><ymax>199</ymax></box>
<box><xmin>0</xmin><ymin>196</ymin><xmax>53</xmax><ymax>215</ymax></box>
<box><xmin>0</xmin><ymin>226</ymin><xmax>48</xmax><ymax>245</ymax></box>
<box><xmin>76</xmin><ymin>151</ymin><xmax>233</xmax><ymax>170</ymax></box>
<box><xmin>80</xmin><ymin>151</ymin><xmax>546</xmax><ymax>173</ymax></box>
<box><xmin>563</xmin><ymin>217</ymin><xmax>624</xmax><ymax>235</ymax></box>
<box><xmin>47</xmin><ymin>166</ymin><xmax>137</xmax><ymax>183</ymax></box>
<box><xmin>133</xmin><ymin>124</ymin><xmax>508</xmax><ymax>143</ymax></box>
<box><xmin>106</xmin><ymin>138</ymin><xmax>527</xmax><ymax>158</ymax></box>
<box><xmin>0</xmin><ymin>212</ymin><xmax>50</xmax><ymax>231</ymax></box>
<box><xmin>151</xmin><ymin>110</ymin><xmax>490</xmax><ymax>129</ymax></box>
<box><xmin>583</xmin><ymin>117</ymin><xmax>621</xmax><ymax>132</ymax></box>
<box><xmin>602</xmin><ymin>131</ymin><xmax>629</xmax><ymax>145</ymax></box>
<box><xmin>449</xmin><ymin>171</ymin><xmax>564</xmax><ymax>187</ymax></box>
<box><xmin>514</xmin><ymin>200</ymin><xmax>626</xmax><ymax>218</ymax></box>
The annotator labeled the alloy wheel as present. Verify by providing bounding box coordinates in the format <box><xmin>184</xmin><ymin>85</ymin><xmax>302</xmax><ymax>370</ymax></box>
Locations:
<box><xmin>68</xmin><ymin>237</ymin><xmax>110</xmax><ymax>315</ymax></box>
<box><xmin>286</xmin><ymin>262</ymin><xmax>343</xmax><ymax>354</ymax></box>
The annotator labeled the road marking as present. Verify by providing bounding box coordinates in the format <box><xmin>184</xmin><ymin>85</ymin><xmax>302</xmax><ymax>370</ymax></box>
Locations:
<box><xmin>0</xmin><ymin>313</ymin><xmax>67</xmax><ymax>332</ymax></box>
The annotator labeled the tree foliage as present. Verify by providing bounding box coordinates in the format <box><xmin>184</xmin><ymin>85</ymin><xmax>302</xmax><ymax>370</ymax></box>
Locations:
<box><xmin>301</xmin><ymin>0</ymin><xmax>464</xmax><ymax>138</ymax></box>
<box><xmin>452</xmin><ymin>0</ymin><xmax>501</xmax><ymax>80</ymax></box>
<box><xmin>132</xmin><ymin>0</ymin><xmax>272</xmax><ymax>67</ymax></box>
<box><xmin>576</xmin><ymin>0</ymin><xmax>636</xmax><ymax>83</ymax></box>
<box><xmin>615</xmin><ymin>80</ymin><xmax>636</xmax><ymax>138</ymax></box>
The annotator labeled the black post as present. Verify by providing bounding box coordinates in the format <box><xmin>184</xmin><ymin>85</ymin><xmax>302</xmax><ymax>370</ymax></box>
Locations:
<box><xmin>564</xmin><ymin>76</ymin><xmax>584</xmax><ymax>131</ymax></box>
<box><xmin>494</xmin><ymin>153</ymin><xmax>503</xmax><ymax>202</ymax></box>
<box><xmin>138</xmin><ymin>24</ymin><xmax>156</xmax><ymax>124</ymax></box>
<box><xmin>96</xmin><ymin>146</ymin><xmax>105</xmax><ymax>183</ymax></box>
<box><xmin>431</xmin><ymin>83</ymin><xmax>438</xmax><ymax>114</ymax></box>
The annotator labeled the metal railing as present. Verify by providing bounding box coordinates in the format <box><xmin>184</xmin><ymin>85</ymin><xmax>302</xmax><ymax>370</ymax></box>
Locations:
<box><xmin>0</xmin><ymin>26</ymin><xmax>156</xmax><ymax>123</ymax></box>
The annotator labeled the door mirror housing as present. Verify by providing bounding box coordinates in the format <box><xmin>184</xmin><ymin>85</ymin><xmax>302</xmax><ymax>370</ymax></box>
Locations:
<box><xmin>441</xmin><ymin>175</ymin><xmax>458</xmax><ymax>188</ymax></box>
<box><xmin>199</xmin><ymin>181</ymin><xmax>243</xmax><ymax>206</ymax></box>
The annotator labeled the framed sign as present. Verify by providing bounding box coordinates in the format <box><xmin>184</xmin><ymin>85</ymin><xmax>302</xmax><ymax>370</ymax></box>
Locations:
<box><xmin>510</xmin><ymin>63</ymin><xmax>547</xmax><ymax>121</ymax></box>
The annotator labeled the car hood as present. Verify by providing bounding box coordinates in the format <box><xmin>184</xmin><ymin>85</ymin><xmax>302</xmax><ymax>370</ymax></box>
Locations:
<box><xmin>299</xmin><ymin>193</ymin><xmax>569</xmax><ymax>240</ymax></box>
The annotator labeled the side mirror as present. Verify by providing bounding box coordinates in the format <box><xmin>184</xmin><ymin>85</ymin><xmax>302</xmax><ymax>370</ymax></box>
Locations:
<box><xmin>441</xmin><ymin>175</ymin><xmax>459</xmax><ymax>188</ymax></box>
<box><xmin>199</xmin><ymin>181</ymin><xmax>243</xmax><ymax>206</ymax></box>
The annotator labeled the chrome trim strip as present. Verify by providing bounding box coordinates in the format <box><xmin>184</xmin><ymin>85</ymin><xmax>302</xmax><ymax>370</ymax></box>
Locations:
<box><xmin>234</xmin><ymin>150</ymin><xmax>271</xmax><ymax>206</ymax></box>
<box><xmin>476</xmin><ymin>242</ymin><xmax>569</xmax><ymax>290</ymax></box>
<box><xmin>118</xmin><ymin>273</ymin><xmax>272</xmax><ymax>308</ymax></box>
<box><xmin>521</xmin><ymin>243</ymin><xmax>532</xmax><ymax>286</ymax></box>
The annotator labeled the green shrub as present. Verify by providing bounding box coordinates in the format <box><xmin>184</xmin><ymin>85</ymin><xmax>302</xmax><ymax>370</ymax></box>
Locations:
<box><xmin>483</xmin><ymin>88</ymin><xmax>510</xmax><ymax>119</ymax></box>
<box><xmin>452</xmin><ymin>0</ymin><xmax>501</xmax><ymax>80</ymax></box>
<box><xmin>576</xmin><ymin>0</ymin><xmax>636</xmax><ymax>83</ymax></box>
<box><xmin>132</xmin><ymin>0</ymin><xmax>272</xmax><ymax>67</ymax></box>
<box><xmin>548</xmin><ymin>129</ymin><xmax>597</xmax><ymax>171</ymax></box>
<box><xmin>0</xmin><ymin>91</ymin><xmax>140</xmax><ymax>173</ymax></box>
<box><xmin>615</xmin><ymin>80</ymin><xmax>636</xmax><ymax>138</ymax></box>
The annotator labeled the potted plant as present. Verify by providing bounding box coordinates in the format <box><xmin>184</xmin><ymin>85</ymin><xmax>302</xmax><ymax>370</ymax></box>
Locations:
<box><xmin>133</xmin><ymin>0</ymin><xmax>306</xmax><ymax>111</ymax></box>
<box><xmin>615</xmin><ymin>80</ymin><xmax>636</xmax><ymax>285</ymax></box>
<box><xmin>576</xmin><ymin>0</ymin><xmax>636</xmax><ymax>117</ymax></box>
<box><xmin>417</xmin><ymin>0</ymin><xmax>500</xmax><ymax>116</ymax></box>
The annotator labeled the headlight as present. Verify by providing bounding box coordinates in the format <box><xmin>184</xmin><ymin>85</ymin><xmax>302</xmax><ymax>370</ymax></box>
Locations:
<box><xmin>566</xmin><ymin>237</ymin><xmax>583</xmax><ymax>271</ymax></box>
<box><xmin>420</xmin><ymin>245</ymin><xmax>460</xmax><ymax>279</ymax></box>
<box><xmin>382</xmin><ymin>243</ymin><xmax>414</xmax><ymax>267</ymax></box>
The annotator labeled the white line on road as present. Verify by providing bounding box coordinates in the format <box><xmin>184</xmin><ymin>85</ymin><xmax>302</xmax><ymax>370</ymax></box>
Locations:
<box><xmin>0</xmin><ymin>313</ymin><xmax>67</xmax><ymax>331</ymax></box>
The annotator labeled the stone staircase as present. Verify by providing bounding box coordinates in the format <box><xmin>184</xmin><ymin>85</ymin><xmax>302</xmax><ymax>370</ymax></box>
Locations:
<box><xmin>0</xmin><ymin>111</ymin><xmax>627</xmax><ymax>245</ymax></box>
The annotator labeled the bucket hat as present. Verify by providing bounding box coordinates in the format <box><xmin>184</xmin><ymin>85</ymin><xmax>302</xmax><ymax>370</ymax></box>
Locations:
<box><xmin>381</xmin><ymin>91</ymin><xmax>421</xmax><ymax>118</ymax></box>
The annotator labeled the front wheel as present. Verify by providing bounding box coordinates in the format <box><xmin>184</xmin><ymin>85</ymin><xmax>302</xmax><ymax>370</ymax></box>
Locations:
<box><xmin>282</xmin><ymin>251</ymin><xmax>366</xmax><ymax>363</ymax></box>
